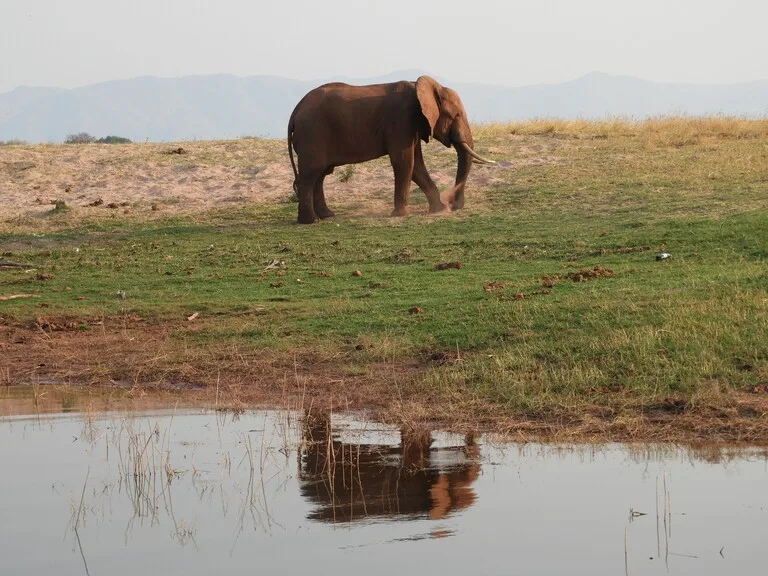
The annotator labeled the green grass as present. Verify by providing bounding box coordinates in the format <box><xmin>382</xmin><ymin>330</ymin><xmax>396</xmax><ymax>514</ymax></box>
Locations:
<box><xmin>1</xmin><ymin>118</ymin><xmax>767</xmax><ymax>424</ymax></box>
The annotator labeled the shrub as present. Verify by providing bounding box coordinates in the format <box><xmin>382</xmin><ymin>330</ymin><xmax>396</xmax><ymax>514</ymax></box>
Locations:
<box><xmin>51</xmin><ymin>199</ymin><xmax>69</xmax><ymax>213</ymax></box>
<box><xmin>338</xmin><ymin>165</ymin><xmax>356</xmax><ymax>182</ymax></box>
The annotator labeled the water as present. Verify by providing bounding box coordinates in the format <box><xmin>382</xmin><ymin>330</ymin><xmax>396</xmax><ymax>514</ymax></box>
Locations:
<box><xmin>1</xmin><ymin>388</ymin><xmax>767</xmax><ymax>576</ymax></box>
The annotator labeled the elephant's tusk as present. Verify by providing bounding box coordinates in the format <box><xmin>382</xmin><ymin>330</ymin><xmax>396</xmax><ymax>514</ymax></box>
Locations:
<box><xmin>460</xmin><ymin>142</ymin><xmax>496</xmax><ymax>165</ymax></box>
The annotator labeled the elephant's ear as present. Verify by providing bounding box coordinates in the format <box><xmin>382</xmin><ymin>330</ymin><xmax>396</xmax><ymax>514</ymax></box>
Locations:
<box><xmin>416</xmin><ymin>76</ymin><xmax>441</xmax><ymax>141</ymax></box>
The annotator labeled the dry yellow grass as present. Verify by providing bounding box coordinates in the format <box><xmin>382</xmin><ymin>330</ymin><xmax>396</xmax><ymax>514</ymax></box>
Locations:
<box><xmin>475</xmin><ymin>115</ymin><xmax>768</xmax><ymax>137</ymax></box>
<box><xmin>474</xmin><ymin>116</ymin><xmax>768</xmax><ymax>149</ymax></box>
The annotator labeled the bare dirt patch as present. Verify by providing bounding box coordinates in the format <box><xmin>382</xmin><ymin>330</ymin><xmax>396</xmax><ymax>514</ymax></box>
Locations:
<box><xmin>483</xmin><ymin>281</ymin><xmax>510</xmax><ymax>292</ymax></box>
<box><xmin>0</xmin><ymin>141</ymin><xmax>299</xmax><ymax>220</ymax></box>
<box><xmin>0</xmin><ymin>138</ymin><xmax>566</xmax><ymax>224</ymax></box>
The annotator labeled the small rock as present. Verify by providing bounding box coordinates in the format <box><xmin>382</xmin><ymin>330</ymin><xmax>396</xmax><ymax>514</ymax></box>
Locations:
<box><xmin>434</xmin><ymin>261</ymin><xmax>462</xmax><ymax>270</ymax></box>
<box><xmin>352</xmin><ymin>270</ymin><xmax>362</xmax><ymax>277</ymax></box>
<box><xmin>656</xmin><ymin>253</ymin><xmax>671</xmax><ymax>261</ymax></box>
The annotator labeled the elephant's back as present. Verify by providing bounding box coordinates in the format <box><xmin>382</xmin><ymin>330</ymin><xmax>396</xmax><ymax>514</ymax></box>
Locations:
<box><xmin>306</xmin><ymin>80</ymin><xmax>415</xmax><ymax>102</ymax></box>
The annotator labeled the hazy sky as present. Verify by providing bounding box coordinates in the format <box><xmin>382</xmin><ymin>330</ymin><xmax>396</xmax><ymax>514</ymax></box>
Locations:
<box><xmin>1</xmin><ymin>0</ymin><xmax>767</xmax><ymax>94</ymax></box>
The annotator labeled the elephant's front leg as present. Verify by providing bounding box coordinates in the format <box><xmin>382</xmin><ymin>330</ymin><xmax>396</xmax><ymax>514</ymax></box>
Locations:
<box><xmin>313</xmin><ymin>171</ymin><xmax>335</xmax><ymax>220</ymax></box>
<box><xmin>412</xmin><ymin>143</ymin><xmax>450</xmax><ymax>214</ymax></box>
<box><xmin>389</xmin><ymin>148</ymin><xmax>415</xmax><ymax>217</ymax></box>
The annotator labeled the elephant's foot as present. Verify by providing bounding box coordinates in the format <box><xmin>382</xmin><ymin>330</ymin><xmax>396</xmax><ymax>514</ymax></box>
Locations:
<box><xmin>450</xmin><ymin>197</ymin><xmax>465</xmax><ymax>210</ymax></box>
<box><xmin>428</xmin><ymin>202</ymin><xmax>452</xmax><ymax>214</ymax></box>
<box><xmin>316</xmin><ymin>208</ymin><xmax>336</xmax><ymax>219</ymax></box>
<box><xmin>297</xmin><ymin>211</ymin><xmax>319</xmax><ymax>224</ymax></box>
<box><xmin>391</xmin><ymin>206</ymin><xmax>410</xmax><ymax>217</ymax></box>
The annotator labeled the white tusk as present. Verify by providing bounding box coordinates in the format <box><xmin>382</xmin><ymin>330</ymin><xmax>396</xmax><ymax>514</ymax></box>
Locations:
<box><xmin>460</xmin><ymin>142</ymin><xmax>496</xmax><ymax>164</ymax></box>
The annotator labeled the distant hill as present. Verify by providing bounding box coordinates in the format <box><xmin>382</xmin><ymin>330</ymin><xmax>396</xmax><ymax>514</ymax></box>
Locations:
<box><xmin>2</xmin><ymin>71</ymin><xmax>767</xmax><ymax>143</ymax></box>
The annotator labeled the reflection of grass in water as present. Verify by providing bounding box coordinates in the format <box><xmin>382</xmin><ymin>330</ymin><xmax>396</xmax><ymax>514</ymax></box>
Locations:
<box><xmin>60</xmin><ymin>410</ymin><xmax>300</xmax><ymax>551</ymax></box>
<box><xmin>67</xmin><ymin>468</ymin><xmax>91</xmax><ymax>576</ymax></box>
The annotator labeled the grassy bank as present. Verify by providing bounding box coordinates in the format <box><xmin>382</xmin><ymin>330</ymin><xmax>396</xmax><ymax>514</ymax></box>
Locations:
<box><xmin>1</xmin><ymin>118</ymin><xmax>767</xmax><ymax>440</ymax></box>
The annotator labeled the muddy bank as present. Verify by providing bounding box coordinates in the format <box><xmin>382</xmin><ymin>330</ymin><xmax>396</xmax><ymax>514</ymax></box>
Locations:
<box><xmin>2</xmin><ymin>313</ymin><xmax>768</xmax><ymax>444</ymax></box>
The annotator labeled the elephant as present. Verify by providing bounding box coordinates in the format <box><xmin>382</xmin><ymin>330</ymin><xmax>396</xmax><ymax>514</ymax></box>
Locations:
<box><xmin>287</xmin><ymin>75</ymin><xmax>494</xmax><ymax>224</ymax></box>
<box><xmin>298</xmin><ymin>411</ymin><xmax>480</xmax><ymax>523</ymax></box>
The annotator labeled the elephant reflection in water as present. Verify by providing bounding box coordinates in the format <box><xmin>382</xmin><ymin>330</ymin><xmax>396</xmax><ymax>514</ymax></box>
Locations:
<box><xmin>298</xmin><ymin>412</ymin><xmax>480</xmax><ymax>523</ymax></box>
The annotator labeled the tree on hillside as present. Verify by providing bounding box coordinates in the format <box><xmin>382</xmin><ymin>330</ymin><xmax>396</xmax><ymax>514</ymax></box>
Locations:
<box><xmin>97</xmin><ymin>135</ymin><xmax>132</xmax><ymax>144</ymax></box>
<box><xmin>64</xmin><ymin>133</ymin><xmax>132</xmax><ymax>144</ymax></box>
<box><xmin>65</xmin><ymin>132</ymin><xmax>96</xmax><ymax>144</ymax></box>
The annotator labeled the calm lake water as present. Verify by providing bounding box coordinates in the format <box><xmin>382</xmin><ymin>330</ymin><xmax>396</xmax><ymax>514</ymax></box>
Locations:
<box><xmin>1</xmin><ymin>388</ymin><xmax>767</xmax><ymax>576</ymax></box>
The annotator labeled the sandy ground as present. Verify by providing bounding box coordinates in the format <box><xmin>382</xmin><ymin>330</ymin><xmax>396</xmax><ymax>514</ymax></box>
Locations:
<box><xmin>0</xmin><ymin>137</ymin><xmax>566</xmax><ymax>223</ymax></box>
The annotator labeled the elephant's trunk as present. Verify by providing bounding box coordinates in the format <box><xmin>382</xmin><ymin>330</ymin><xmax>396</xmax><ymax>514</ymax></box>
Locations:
<box><xmin>442</xmin><ymin>131</ymin><xmax>474</xmax><ymax>210</ymax></box>
<box><xmin>449</xmin><ymin>140</ymin><xmax>473</xmax><ymax>210</ymax></box>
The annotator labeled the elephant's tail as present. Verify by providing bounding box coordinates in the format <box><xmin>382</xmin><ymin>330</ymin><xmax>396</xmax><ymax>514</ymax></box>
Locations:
<box><xmin>287</xmin><ymin>112</ymin><xmax>299</xmax><ymax>194</ymax></box>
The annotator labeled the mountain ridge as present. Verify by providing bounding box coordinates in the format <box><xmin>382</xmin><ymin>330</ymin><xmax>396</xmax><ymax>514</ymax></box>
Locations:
<box><xmin>2</xmin><ymin>71</ymin><xmax>767</xmax><ymax>143</ymax></box>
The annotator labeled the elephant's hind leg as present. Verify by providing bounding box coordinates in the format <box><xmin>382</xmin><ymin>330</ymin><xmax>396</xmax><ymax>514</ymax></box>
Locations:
<box><xmin>296</xmin><ymin>168</ymin><xmax>321</xmax><ymax>224</ymax></box>
<box><xmin>313</xmin><ymin>171</ymin><xmax>335</xmax><ymax>220</ymax></box>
